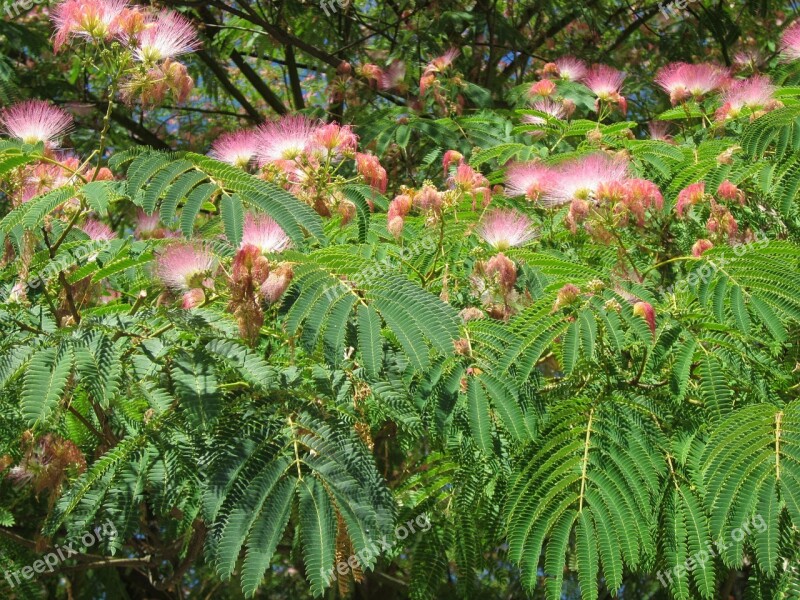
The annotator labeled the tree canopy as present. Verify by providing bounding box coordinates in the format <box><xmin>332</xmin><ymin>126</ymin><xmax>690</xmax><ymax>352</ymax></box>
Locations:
<box><xmin>2</xmin><ymin>1</ymin><xmax>800</xmax><ymax>599</ymax></box>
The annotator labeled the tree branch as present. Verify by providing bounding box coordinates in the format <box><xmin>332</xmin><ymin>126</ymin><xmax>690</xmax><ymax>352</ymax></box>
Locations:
<box><xmin>194</xmin><ymin>49</ymin><xmax>263</xmax><ymax>122</ymax></box>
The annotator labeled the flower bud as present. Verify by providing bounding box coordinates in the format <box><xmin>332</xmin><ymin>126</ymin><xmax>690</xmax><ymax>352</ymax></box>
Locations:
<box><xmin>454</xmin><ymin>338</ymin><xmax>471</xmax><ymax>356</ymax></box>
<box><xmin>260</xmin><ymin>264</ymin><xmax>294</xmax><ymax>304</ymax></box>
<box><xmin>485</xmin><ymin>253</ymin><xmax>517</xmax><ymax>292</ymax></box>
<box><xmin>716</xmin><ymin>180</ymin><xmax>745</xmax><ymax>204</ymax></box>
<box><xmin>338</xmin><ymin>200</ymin><xmax>357</xmax><ymax>226</ymax></box>
<box><xmin>387</xmin><ymin>215</ymin><xmax>404</xmax><ymax>239</ymax></box>
<box><xmin>553</xmin><ymin>284</ymin><xmax>581</xmax><ymax>311</ymax></box>
<box><xmin>388</xmin><ymin>194</ymin><xmax>412</xmax><ymax>219</ymax></box>
<box><xmin>458</xmin><ymin>307</ymin><xmax>485</xmax><ymax>322</ymax></box>
<box><xmin>529</xmin><ymin>79</ymin><xmax>556</xmax><ymax>97</ymax></box>
<box><xmin>442</xmin><ymin>150</ymin><xmax>463</xmax><ymax>176</ymax></box>
<box><xmin>692</xmin><ymin>239</ymin><xmax>714</xmax><ymax>257</ymax></box>
<box><xmin>181</xmin><ymin>288</ymin><xmax>205</xmax><ymax>309</ymax></box>
<box><xmin>633</xmin><ymin>301</ymin><xmax>656</xmax><ymax>335</ymax></box>
<box><xmin>414</xmin><ymin>185</ymin><xmax>443</xmax><ymax>213</ymax></box>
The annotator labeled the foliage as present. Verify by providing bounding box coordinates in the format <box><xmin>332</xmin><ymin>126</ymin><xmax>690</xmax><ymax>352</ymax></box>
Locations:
<box><xmin>2</xmin><ymin>2</ymin><xmax>800</xmax><ymax>600</ymax></box>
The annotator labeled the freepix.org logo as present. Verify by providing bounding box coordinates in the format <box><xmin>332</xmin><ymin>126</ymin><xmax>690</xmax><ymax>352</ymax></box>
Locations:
<box><xmin>4</xmin><ymin>519</ymin><xmax>118</xmax><ymax>588</ymax></box>
<box><xmin>3</xmin><ymin>0</ymin><xmax>50</xmax><ymax>20</ymax></box>
<box><xmin>322</xmin><ymin>512</ymin><xmax>431</xmax><ymax>584</ymax></box>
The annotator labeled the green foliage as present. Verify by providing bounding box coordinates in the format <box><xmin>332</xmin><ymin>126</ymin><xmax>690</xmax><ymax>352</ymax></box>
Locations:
<box><xmin>5</xmin><ymin>4</ymin><xmax>800</xmax><ymax>599</ymax></box>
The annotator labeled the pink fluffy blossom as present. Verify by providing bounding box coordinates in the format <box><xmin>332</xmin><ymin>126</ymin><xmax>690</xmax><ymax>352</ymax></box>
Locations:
<box><xmin>155</xmin><ymin>243</ymin><xmax>216</xmax><ymax>291</ymax></box>
<box><xmin>543</xmin><ymin>154</ymin><xmax>629</xmax><ymax>207</ymax></box>
<box><xmin>477</xmin><ymin>209</ymin><xmax>537</xmax><ymax>250</ymax></box>
<box><xmin>256</xmin><ymin>115</ymin><xmax>320</xmax><ymax>164</ymax></box>
<box><xmin>380</xmin><ymin>60</ymin><xmax>406</xmax><ymax>91</ymax></box>
<box><xmin>51</xmin><ymin>0</ymin><xmax>127</xmax><ymax>52</ymax></box>
<box><xmin>717</xmin><ymin>180</ymin><xmax>745</xmax><ymax>204</ymax></box>
<box><xmin>309</xmin><ymin>122</ymin><xmax>358</xmax><ymax>160</ymax></box>
<box><xmin>522</xmin><ymin>99</ymin><xmax>569</xmax><ymax>133</ymax></box>
<box><xmin>781</xmin><ymin>21</ymin><xmax>800</xmax><ymax>61</ymax></box>
<box><xmin>648</xmin><ymin>121</ymin><xmax>673</xmax><ymax>142</ymax></box>
<box><xmin>81</xmin><ymin>219</ymin><xmax>116</xmax><ymax>240</ymax></box>
<box><xmin>442</xmin><ymin>150</ymin><xmax>464</xmax><ymax>176</ymax></box>
<box><xmin>692</xmin><ymin>239</ymin><xmax>714</xmax><ymax>257</ymax></box>
<box><xmin>18</xmin><ymin>155</ymin><xmax>79</xmax><ymax>205</ymax></box>
<box><xmin>529</xmin><ymin>80</ymin><xmax>556</xmax><ymax>97</ymax></box>
<box><xmin>0</xmin><ymin>100</ymin><xmax>73</xmax><ymax>145</ymax></box>
<box><xmin>133</xmin><ymin>11</ymin><xmax>200</xmax><ymax>63</ymax></box>
<box><xmin>633</xmin><ymin>301</ymin><xmax>656</xmax><ymax>336</ymax></box>
<box><xmin>426</xmin><ymin>48</ymin><xmax>459</xmax><ymax>73</ymax></box>
<box><xmin>655</xmin><ymin>62</ymin><xmax>729</xmax><ymax>105</ymax></box>
<box><xmin>582</xmin><ymin>65</ymin><xmax>627</xmax><ymax>113</ymax></box>
<box><xmin>676</xmin><ymin>182</ymin><xmax>705</xmax><ymax>217</ymax></box>
<box><xmin>355</xmin><ymin>152</ymin><xmax>388</xmax><ymax>193</ymax></box>
<box><xmin>134</xmin><ymin>209</ymin><xmax>160</xmax><ymax>239</ymax></box>
<box><xmin>209</xmin><ymin>129</ymin><xmax>260</xmax><ymax>168</ymax></box>
<box><xmin>582</xmin><ymin>65</ymin><xmax>625</xmax><ymax>99</ymax></box>
<box><xmin>241</xmin><ymin>213</ymin><xmax>291</xmax><ymax>254</ymax></box>
<box><xmin>553</xmin><ymin>57</ymin><xmax>588</xmax><ymax>81</ymax></box>
<box><xmin>505</xmin><ymin>162</ymin><xmax>556</xmax><ymax>201</ymax></box>
<box><xmin>715</xmin><ymin>75</ymin><xmax>777</xmax><ymax>120</ymax></box>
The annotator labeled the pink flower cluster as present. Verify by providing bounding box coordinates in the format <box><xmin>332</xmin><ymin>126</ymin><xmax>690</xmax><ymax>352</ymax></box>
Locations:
<box><xmin>505</xmin><ymin>154</ymin><xmax>665</xmax><ymax>237</ymax></box>
<box><xmin>529</xmin><ymin>57</ymin><xmax>626</xmax><ymax>114</ymax></box>
<box><xmin>52</xmin><ymin>1</ymin><xmax>200</xmax><ymax>60</ymax></box>
<box><xmin>0</xmin><ymin>100</ymin><xmax>72</xmax><ymax>146</ymax></box>
<box><xmin>419</xmin><ymin>49</ymin><xmax>459</xmax><ymax>96</ymax></box>
<box><xmin>521</xmin><ymin>99</ymin><xmax>574</xmax><ymax>137</ymax></box>
<box><xmin>506</xmin><ymin>153</ymin><xmax>631</xmax><ymax>206</ymax></box>
<box><xmin>209</xmin><ymin>116</ymin><xmax>374</xmax><ymax>217</ymax></box>
<box><xmin>652</xmin><ymin>60</ymin><xmax>780</xmax><ymax>122</ymax></box>
<box><xmin>447</xmin><ymin>162</ymin><xmax>492</xmax><ymax>210</ymax></box>
<box><xmin>477</xmin><ymin>209</ymin><xmax>537</xmax><ymax>250</ymax></box>
<box><xmin>51</xmin><ymin>1</ymin><xmax>200</xmax><ymax>106</ymax></box>
<box><xmin>211</xmin><ymin>116</ymin><xmax>359</xmax><ymax>171</ymax></box>
<box><xmin>0</xmin><ymin>104</ymin><xmax>116</xmax><ymax>206</ymax></box>
<box><xmin>655</xmin><ymin>62</ymin><xmax>729</xmax><ymax>105</ymax></box>
<box><xmin>675</xmin><ymin>180</ymin><xmax>746</xmax><ymax>241</ymax></box>
<box><xmin>781</xmin><ymin>22</ymin><xmax>800</xmax><ymax>61</ymax></box>
<box><xmin>356</xmin><ymin>60</ymin><xmax>406</xmax><ymax>92</ymax></box>
<box><xmin>714</xmin><ymin>76</ymin><xmax>778</xmax><ymax>121</ymax></box>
